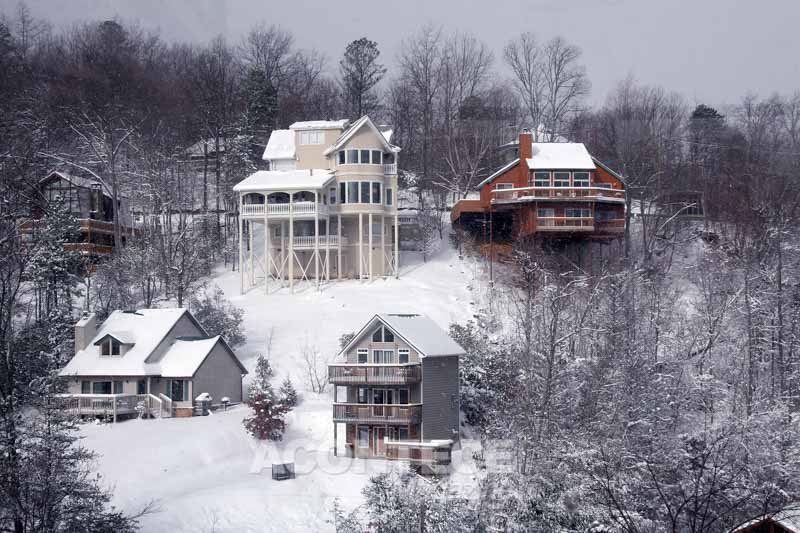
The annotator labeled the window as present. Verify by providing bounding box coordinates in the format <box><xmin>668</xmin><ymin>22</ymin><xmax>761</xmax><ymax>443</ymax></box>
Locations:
<box><xmin>340</xmin><ymin>182</ymin><xmax>347</xmax><ymax>204</ymax></box>
<box><xmin>338</xmin><ymin>151</ymin><xmax>345</xmax><ymax>165</ymax></box>
<box><xmin>357</xmin><ymin>387</ymin><xmax>368</xmax><ymax>403</ymax></box>
<box><xmin>538</xmin><ymin>208</ymin><xmax>555</xmax><ymax>218</ymax></box>
<box><xmin>385</xmin><ymin>188</ymin><xmax>393</xmax><ymax>206</ymax></box>
<box><xmin>398</xmin><ymin>427</ymin><xmax>409</xmax><ymax>440</ymax></box>
<box><xmin>554</xmin><ymin>172</ymin><xmax>570</xmax><ymax>187</ymax></box>
<box><xmin>533</xmin><ymin>171</ymin><xmax>550</xmax><ymax>187</ymax></box>
<box><xmin>357</xmin><ymin>349</ymin><xmax>368</xmax><ymax>363</ymax></box>
<box><xmin>329</xmin><ymin>187</ymin><xmax>337</xmax><ymax>204</ymax></box>
<box><xmin>573</xmin><ymin>171</ymin><xmax>590</xmax><ymax>187</ymax></box>
<box><xmin>347</xmin><ymin>182</ymin><xmax>359</xmax><ymax>204</ymax></box>
<box><xmin>398</xmin><ymin>389</ymin><xmax>409</xmax><ymax>404</ymax></box>
<box><xmin>371</xmin><ymin>182</ymin><xmax>381</xmax><ymax>204</ymax></box>
<box><xmin>100</xmin><ymin>337</ymin><xmax>121</xmax><ymax>356</ymax></box>
<box><xmin>169</xmin><ymin>379</ymin><xmax>188</xmax><ymax>402</ymax></box>
<box><xmin>92</xmin><ymin>381</ymin><xmax>112</xmax><ymax>394</ymax></box>
<box><xmin>399</xmin><ymin>349</ymin><xmax>409</xmax><ymax>364</ymax></box>
<box><xmin>495</xmin><ymin>183</ymin><xmax>513</xmax><ymax>190</ymax></box>
<box><xmin>113</xmin><ymin>381</ymin><xmax>123</xmax><ymax>394</ymax></box>
<box><xmin>373</xmin><ymin>349</ymin><xmax>393</xmax><ymax>364</ymax></box>
<box><xmin>299</xmin><ymin>130</ymin><xmax>323</xmax><ymax>145</ymax></box>
<box><xmin>360</xmin><ymin>150</ymin><xmax>370</xmax><ymax>164</ymax></box>
<box><xmin>371</xmin><ymin>325</ymin><xmax>395</xmax><ymax>343</ymax></box>
<box><xmin>565</xmin><ymin>208</ymin><xmax>591</xmax><ymax>218</ymax></box>
<box><xmin>358</xmin><ymin>426</ymin><xmax>369</xmax><ymax>448</ymax></box>
<box><xmin>347</xmin><ymin>149</ymin><xmax>359</xmax><ymax>164</ymax></box>
<box><xmin>81</xmin><ymin>380</ymin><xmax>90</xmax><ymax>394</ymax></box>
<box><xmin>371</xmin><ymin>150</ymin><xmax>382</xmax><ymax>165</ymax></box>
<box><xmin>360</xmin><ymin>182</ymin><xmax>370</xmax><ymax>204</ymax></box>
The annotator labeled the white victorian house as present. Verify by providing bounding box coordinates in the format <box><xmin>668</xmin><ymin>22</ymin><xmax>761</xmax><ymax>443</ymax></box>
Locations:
<box><xmin>233</xmin><ymin>116</ymin><xmax>400</xmax><ymax>293</ymax></box>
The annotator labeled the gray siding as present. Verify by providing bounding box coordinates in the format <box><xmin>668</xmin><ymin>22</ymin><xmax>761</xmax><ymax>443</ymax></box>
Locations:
<box><xmin>421</xmin><ymin>355</ymin><xmax>460</xmax><ymax>442</ymax></box>
<box><xmin>192</xmin><ymin>341</ymin><xmax>244</xmax><ymax>404</ymax></box>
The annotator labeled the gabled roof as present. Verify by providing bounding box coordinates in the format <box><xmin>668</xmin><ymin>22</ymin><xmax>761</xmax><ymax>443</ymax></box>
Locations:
<box><xmin>289</xmin><ymin>119</ymin><xmax>349</xmax><ymax>130</ymax></box>
<box><xmin>526</xmin><ymin>143</ymin><xmax>595</xmax><ymax>170</ymax></box>
<box><xmin>157</xmin><ymin>336</ymin><xmax>247</xmax><ymax>378</ymax></box>
<box><xmin>342</xmin><ymin>314</ymin><xmax>465</xmax><ymax>358</ymax></box>
<box><xmin>730</xmin><ymin>507</ymin><xmax>800</xmax><ymax>532</ymax></box>
<box><xmin>477</xmin><ymin>158</ymin><xmax>519</xmax><ymax>189</ymax></box>
<box><xmin>262</xmin><ymin>129</ymin><xmax>295</xmax><ymax>161</ymax></box>
<box><xmin>40</xmin><ymin>170</ymin><xmax>113</xmax><ymax>198</ymax></box>
<box><xmin>60</xmin><ymin>308</ymin><xmax>194</xmax><ymax>377</ymax></box>
<box><xmin>232</xmin><ymin>170</ymin><xmax>335</xmax><ymax>192</ymax></box>
<box><xmin>93</xmin><ymin>331</ymin><xmax>136</xmax><ymax>345</ymax></box>
<box><xmin>323</xmin><ymin>115</ymin><xmax>400</xmax><ymax>156</ymax></box>
<box><xmin>591</xmin><ymin>156</ymin><xmax>627</xmax><ymax>186</ymax></box>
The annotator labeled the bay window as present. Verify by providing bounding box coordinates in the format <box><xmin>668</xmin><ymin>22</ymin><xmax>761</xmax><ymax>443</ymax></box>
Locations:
<box><xmin>371</xmin><ymin>182</ymin><xmax>381</xmax><ymax>203</ymax></box>
<box><xmin>347</xmin><ymin>182</ymin><xmax>359</xmax><ymax>204</ymax></box>
<box><xmin>371</xmin><ymin>150</ymin><xmax>382</xmax><ymax>164</ymax></box>
<box><xmin>347</xmin><ymin>149</ymin><xmax>359</xmax><ymax>164</ymax></box>
<box><xmin>360</xmin><ymin>182</ymin><xmax>370</xmax><ymax>203</ymax></box>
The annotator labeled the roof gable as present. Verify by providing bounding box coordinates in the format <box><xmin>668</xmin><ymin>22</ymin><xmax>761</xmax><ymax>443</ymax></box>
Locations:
<box><xmin>323</xmin><ymin>115</ymin><xmax>400</xmax><ymax>156</ymax></box>
<box><xmin>157</xmin><ymin>335</ymin><xmax>248</xmax><ymax>378</ymax></box>
<box><xmin>341</xmin><ymin>314</ymin><xmax>465</xmax><ymax>358</ymax></box>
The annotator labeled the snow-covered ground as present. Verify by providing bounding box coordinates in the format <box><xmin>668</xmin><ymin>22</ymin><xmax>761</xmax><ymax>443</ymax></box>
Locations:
<box><xmin>80</xmin><ymin>240</ymin><xmax>486</xmax><ymax>532</ymax></box>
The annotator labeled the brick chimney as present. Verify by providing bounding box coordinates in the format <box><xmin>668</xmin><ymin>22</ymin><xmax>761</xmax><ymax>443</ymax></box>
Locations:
<box><xmin>75</xmin><ymin>313</ymin><xmax>97</xmax><ymax>354</ymax></box>
<box><xmin>519</xmin><ymin>128</ymin><xmax>533</xmax><ymax>163</ymax></box>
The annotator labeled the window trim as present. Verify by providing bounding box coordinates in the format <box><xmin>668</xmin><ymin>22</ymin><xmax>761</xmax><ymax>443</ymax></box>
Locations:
<box><xmin>299</xmin><ymin>130</ymin><xmax>323</xmax><ymax>145</ymax></box>
<box><xmin>495</xmin><ymin>183</ymin><xmax>514</xmax><ymax>190</ymax></box>
<box><xmin>329</xmin><ymin>186</ymin><xmax>337</xmax><ymax>205</ymax></box>
<box><xmin>532</xmin><ymin>171</ymin><xmax>551</xmax><ymax>187</ymax></box>
<box><xmin>357</xmin><ymin>349</ymin><xmax>368</xmax><ymax>364</ymax></box>
<box><xmin>572</xmin><ymin>171</ymin><xmax>590</xmax><ymax>187</ymax></box>
<box><xmin>385</xmin><ymin>188</ymin><xmax>393</xmax><ymax>206</ymax></box>
<box><xmin>553</xmin><ymin>172</ymin><xmax>570</xmax><ymax>187</ymax></box>
<box><xmin>398</xmin><ymin>349</ymin><xmax>410</xmax><ymax>364</ymax></box>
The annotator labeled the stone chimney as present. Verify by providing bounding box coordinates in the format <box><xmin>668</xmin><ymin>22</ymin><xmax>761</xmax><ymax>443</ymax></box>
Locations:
<box><xmin>75</xmin><ymin>313</ymin><xmax>97</xmax><ymax>354</ymax></box>
<box><xmin>519</xmin><ymin>128</ymin><xmax>533</xmax><ymax>162</ymax></box>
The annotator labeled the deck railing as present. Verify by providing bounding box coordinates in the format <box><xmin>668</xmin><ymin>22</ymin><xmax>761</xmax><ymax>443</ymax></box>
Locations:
<box><xmin>241</xmin><ymin>201</ymin><xmax>321</xmax><ymax>217</ymax></box>
<box><xmin>328</xmin><ymin>363</ymin><xmax>421</xmax><ymax>385</ymax></box>
<box><xmin>383</xmin><ymin>163</ymin><xmax>397</xmax><ymax>175</ymax></box>
<box><xmin>595</xmin><ymin>219</ymin><xmax>626</xmax><ymax>232</ymax></box>
<box><xmin>276</xmin><ymin>235</ymin><xmax>348</xmax><ymax>249</ymax></box>
<box><xmin>332</xmin><ymin>403</ymin><xmax>422</xmax><ymax>424</ymax></box>
<box><xmin>384</xmin><ymin>439</ymin><xmax>453</xmax><ymax>465</ymax></box>
<box><xmin>57</xmin><ymin>393</ymin><xmax>168</xmax><ymax>421</ymax></box>
<box><xmin>537</xmin><ymin>216</ymin><xmax>595</xmax><ymax>231</ymax></box>
<box><xmin>492</xmin><ymin>186</ymin><xmax>625</xmax><ymax>203</ymax></box>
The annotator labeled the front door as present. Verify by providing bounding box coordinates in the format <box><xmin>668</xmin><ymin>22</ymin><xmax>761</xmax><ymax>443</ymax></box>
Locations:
<box><xmin>372</xmin><ymin>427</ymin><xmax>386</xmax><ymax>457</ymax></box>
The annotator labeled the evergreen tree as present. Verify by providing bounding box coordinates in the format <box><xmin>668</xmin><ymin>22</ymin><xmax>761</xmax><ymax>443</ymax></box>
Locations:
<box><xmin>279</xmin><ymin>376</ymin><xmax>298</xmax><ymax>407</ymax></box>
<box><xmin>242</xmin><ymin>66</ymin><xmax>278</xmax><ymax>143</ymax></box>
<box><xmin>243</xmin><ymin>354</ymin><xmax>290</xmax><ymax>441</ymax></box>
<box><xmin>339</xmin><ymin>38</ymin><xmax>386</xmax><ymax>117</ymax></box>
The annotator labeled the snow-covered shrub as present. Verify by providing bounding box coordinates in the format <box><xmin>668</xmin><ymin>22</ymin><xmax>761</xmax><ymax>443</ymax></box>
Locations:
<box><xmin>279</xmin><ymin>376</ymin><xmax>298</xmax><ymax>407</ymax></box>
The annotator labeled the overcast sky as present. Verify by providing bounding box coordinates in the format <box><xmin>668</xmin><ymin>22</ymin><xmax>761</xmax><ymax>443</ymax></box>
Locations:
<box><xmin>3</xmin><ymin>0</ymin><xmax>798</xmax><ymax>107</ymax></box>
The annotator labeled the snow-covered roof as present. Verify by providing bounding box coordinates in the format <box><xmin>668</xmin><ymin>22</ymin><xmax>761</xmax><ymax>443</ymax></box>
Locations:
<box><xmin>158</xmin><ymin>336</ymin><xmax>223</xmax><ymax>378</ymax></box>
<box><xmin>40</xmin><ymin>171</ymin><xmax>113</xmax><ymax>198</ymax></box>
<box><xmin>730</xmin><ymin>507</ymin><xmax>800</xmax><ymax>532</ymax></box>
<box><xmin>378</xmin><ymin>125</ymin><xmax>394</xmax><ymax>144</ymax></box>
<box><xmin>289</xmin><ymin>119</ymin><xmax>349</xmax><ymax>130</ymax></box>
<box><xmin>343</xmin><ymin>314</ymin><xmax>465</xmax><ymax>358</ymax></box>
<box><xmin>94</xmin><ymin>331</ymin><xmax>136</xmax><ymax>345</ymax></box>
<box><xmin>262</xmin><ymin>129</ymin><xmax>295</xmax><ymax>161</ymax></box>
<box><xmin>323</xmin><ymin>115</ymin><xmax>400</xmax><ymax>156</ymax></box>
<box><xmin>60</xmin><ymin>308</ymin><xmax>191</xmax><ymax>377</ymax></box>
<box><xmin>526</xmin><ymin>143</ymin><xmax>596</xmax><ymax>170</ymax></box>
<box><xmin>232</xmin><ymin>170</ymin><xmax>335</xmax><ymax>192</ymax></box>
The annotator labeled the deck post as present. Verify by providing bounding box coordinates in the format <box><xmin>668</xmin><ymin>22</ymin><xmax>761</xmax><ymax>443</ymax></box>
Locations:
<box><xmin>337</xmin><ymin>214</ymin><xmax>342</xmax><ymax>280</ymax></box>
<box><xmin>112</xmin><ymin>396</ymin><xmax>117</xmax><ymax>424</ymax></box>
<box><xmin>358</xmin><ymin>212</ymin><xmax>363</xmax><ymax>280</ymax></box>
<box><xmin>368</xmin><ymin>213</ymin><xmax>373</xmax><ymax>280</ymax></box>
<box><xmin>314</xmin><ymin>191</ymin><xmax>320</xmax><ymax>289</ymax></box>
<box><xmin>248</xmin><ymin>220</ymin><xmax>254</xmax><ymax>287</ymax></box>
<box><xmin>381</xmin><ymin>215</ymin><xmax>386</xmax><ymax>276</ymax></box>
<box><xmin>264</xmin><ymin>199</ymin><xmax>269</xmax><ymax>294</ymax></box>
<box><xmin>333</xmin><ymin>423</ymin><xmax>338</xmax><ymax>457</ymax></box>
<box><xmin>325</xmin><ymin>215</ymin><xmax>330</xmax><ymax>281</ymax></box>
<box><xmin>394</xmin><ymin>212</ymin><xmax>399</xmax><ymax>278</ymax></box>
<box><xmin>289</xmin><ymin>193</ymin><xmax>294</xmax><ymax>293</ymax></box>
<box><xmin>238</xmin><ymin>193</ymin><xmax>244</xmax><ymax>294</ymax></box>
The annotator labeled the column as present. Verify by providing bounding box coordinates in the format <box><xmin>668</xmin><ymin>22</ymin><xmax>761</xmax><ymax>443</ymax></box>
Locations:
<box><xmin>281</xmin><ymin>220</ymin><xmax>286</xmax><ymax>284</ymax></box>
<box><xmin>238</xmin><ymin>194</ymin><xmax>244</xmax><ymax>294</ymax></box>
<box><xmin>394</xmin><ymin>212</ymin><xmax>399</xmax><ymax>278</ymax></box>
<box><xmin>337</xmin><ymin>214</ymin><xmax>342</xmax><ymax>280</ymax></box>
<box><xmin>248</xmin><ymin>220</ymin><xmax>254</xmax><ymax>286</ymax></box>
<box><xmin>314</xmin><ymin>191</ymin><xmax>320</xmax><ymax>289</ymax></box>
<box><xmin>368</xmin><ymin>213</ymin><xmax>373</xmax><ymax>280</ymax></box>
<box><xmin>289</xmin><ymin>193</ymin><xmax>294</xmax><ymax>292</ymax></box>
<box><xmin>325</xmin><ymin>215</ymin><xmax>330</xmax><ymax>281</ymax></box>
<box><xmin>264</xmin><ymin>202</ymin><xmax>269</xmax><ymax>294</ymax></box>
<box><xmin>358</xmin><ymin>212</ymin><xmax>363</xmax><ymax>280</ymax></box>
<box><xmin>381</xmin><ymin>215</ymin><xmax>386</xmax><ymax>276</ymax></box>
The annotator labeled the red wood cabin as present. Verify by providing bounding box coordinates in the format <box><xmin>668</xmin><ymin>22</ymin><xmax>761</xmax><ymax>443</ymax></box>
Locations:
<box><xmin>451</xmin><ymin>130</ymin><xmax>626</xmax><ymax>243</ymax></box>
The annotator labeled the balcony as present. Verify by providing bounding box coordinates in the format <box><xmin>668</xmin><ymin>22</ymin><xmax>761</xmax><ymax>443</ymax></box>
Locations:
<box><xmin>595</xmin><ymin>219</ymin><xmax>626</xmax><ymax>233</ymax></box>
<box><xmin>385</xmin><ymin>439</ymin><xmax>453</xmax><ymax>465</ymax></box>
<box><xmin>537</xmin><ymin>216</ymin><xmax>594</xmax><ymax>232</ymax></box>
<box><xmin>63</xmin><ymin>243</ymin><xmax>114</xmax><ymax>255</ymax></box>
<box><xmin>383</xmin><ymin>163</ymin><xmax>397</xmax><ymax>175</ymax></box>
<box><xmin>241</xmin><ymin>201</ymin><xmax>323</xmax><ymax>218</ymax></box>
<box><xmin>328</xmin><ymin>363</ymin><xmax>421</xmax><ymax>385</ymax></box>
<box><xmin>332</xmin><ymin>403</ymin><xmax>421</xmax><ymax>424</ymax></box>
<box><xmin>273</xmin><ymin>235</ymin><xmax>348</xmax><ymax>249</ymax></box>
<box><xmin>492</xmin><ymin>186</ymin><xmax>625</xmax><ymax>204</ymax></box>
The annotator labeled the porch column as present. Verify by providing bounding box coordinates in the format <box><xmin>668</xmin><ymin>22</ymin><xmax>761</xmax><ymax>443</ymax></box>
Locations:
<box><xmin>281</xmin><ymin>220</ymin><xmax>286</xmax><ymax>284</ymax></box>
<box><xmin>264</xmin><ymin>199</ymin><xmax>269</xmax><ymax>294</ymax></box>
<box><xmin>394</xmin><ymin>212</ymin><xmax>399</xmax><ymax>278</ymax></box>
<box><xmin>248</xmin><ymin>220</ymin><xmax>254</xmax><ymax>286</ymax></box>
<box><xmin>381</xmin><ymin>215</ymin><xmax>386</xmax><ymax>276</ymax></box>
<box><xmin>238</xmin><ymin>193</ymin><xmax>244</xmax><ymax>294</ymax></box>
<box><xmin>358</xmin><ymin>212</ymin><xmax>363</xmax><ymax>280</ymax></box>
<box><xmin>325</xmin><ymin>215</ymin><xmax>330</xmax><ymax>281</ymax></box>
<box><xmin>368</xmin><ymin>213</ymin><xmax>373</xmax><ymax>280</ymax></box>
<box><xmin>289</xmin><ymin>192</ymin><xmax>294</xmax><ymax>292</ymax></box>
<box><xmin>337</xmin><ymin>214</ymin><xmax>342</xmax><ymax>280</ymax></box>
<box><xmin>314</xmin><ymin>191</ymin><xmax>320</xmax><ymax>289</ymax></box>
<box><xmin>334</xmin><ymin>423</ymin><xmax>337</xmax><ymax>457</ymax></box>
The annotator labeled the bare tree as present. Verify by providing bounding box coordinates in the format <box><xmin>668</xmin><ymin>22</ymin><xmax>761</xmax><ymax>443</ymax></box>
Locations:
<box><xmin>541</xmin><ymin>36</ymin><xmax>590</xmax><ymax>140</ymax></box>
<box><xmin>504</xmin><ymin>32</ymin><xmax>545</xmax><ymax>138</ymax></box>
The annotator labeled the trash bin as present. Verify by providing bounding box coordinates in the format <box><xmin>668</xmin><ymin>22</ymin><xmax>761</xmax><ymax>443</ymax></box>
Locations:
<box><xmin>194</xmin><ymin>392</ymin><xmax>212</xmax><ymax>416</ymax></box>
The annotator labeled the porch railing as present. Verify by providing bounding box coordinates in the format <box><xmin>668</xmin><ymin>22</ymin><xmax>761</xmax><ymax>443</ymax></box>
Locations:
<box><xmin>383</xmin><ymin>163</ymin><xmax>397</xmax><ymax>175</ymax></box>
<box><xmin>57</xmin><ymin>393</ymin><xmax>168</xmax><ymax>421</ymax></box>
<box><xmin>595</xmin><ymin>218</ymin><xmax>626</xmax><ymax>232</ymax></box>
<box><xmin>275</xmin><ymin>235</ymin><xmax>348</xmax><ymax>249</ymax></box>
<box><xmin>384</xmin><ymin>439</ymin><xmax>453</xmax><ymax>465</ymax></box>
<box><xmin>537</xmin><ymin>216</ymin><xmax>594</xmax><ymax>231</ymax></box>
<box><xmin>492</xmin><ymin>186</ymin><xmax>625</xmax><ymax>203</ymax></box>
<box><xmin>328</xmin><ymin>363</ymin><xmax>421</xmax><ymax>385</ymax></box>
<box><xmin>332</xmin><ymin>403</ymin><xmax>422</xmax><ymax>424</ymax></box>
<box><xmin>241</xmin><ymin>201</ymin><xmax>321</xmax><ymax>217</ymax></box>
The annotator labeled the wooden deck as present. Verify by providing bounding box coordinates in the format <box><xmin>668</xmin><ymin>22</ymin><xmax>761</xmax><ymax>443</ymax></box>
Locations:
<box><xmin>57</xmin><ymin>393</ymin><xmax>172</xmax><ymax>422</ymax></box>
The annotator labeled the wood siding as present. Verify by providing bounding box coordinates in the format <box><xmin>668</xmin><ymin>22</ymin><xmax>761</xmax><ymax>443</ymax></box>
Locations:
<box><xmin>421</xmin><ymin>355</ymin><xmax>460</xmax><ymax>442</ymax></box>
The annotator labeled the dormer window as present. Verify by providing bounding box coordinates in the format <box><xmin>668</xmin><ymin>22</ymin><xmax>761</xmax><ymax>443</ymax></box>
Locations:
<box><xmin>299</xmin><ymin>130</ymin><xmax>323</xmax><ymax>145</ymax></box>
<box><xmin>101</xmin><ymin>338</ymin><xmax>121</xmax><ymax>356</ymax></box>
<box><xmin>371</xmin><ymin>325</ymin><xmax>395</xmax><ymax>343</ymax></box>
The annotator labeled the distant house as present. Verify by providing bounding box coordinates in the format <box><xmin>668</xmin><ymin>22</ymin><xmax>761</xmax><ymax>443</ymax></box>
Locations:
<box><xmin>22</xmin><ymin>170</ymin><xmax>135</xmax><ymax>257</ymax></box>
<box><xmin>328</xmin><ymin>314</ymin><xmax>464</xmax><ymax>471</ymax></box>
<box><xmin>59</xmin><ymin>308</ymin><xmax>248</xmax><ymax>420</ymax></box>
<box><xmin>729</xmin><ymin>507</ymin><xmax>800</xmax><ymax>533</ymax></box>
<box><xmin>451</xmin><ymin>129</ymin><xmax>627</xmax><ymax>242</ymax></box>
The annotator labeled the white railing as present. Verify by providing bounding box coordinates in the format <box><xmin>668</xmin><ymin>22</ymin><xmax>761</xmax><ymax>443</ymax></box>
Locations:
<box><xmin>383</xmin><ymin>163</ymin><xmax>397</xmax><ymax>175</ymax></box>
<box><xmin>241</xmin><ymin>201</ymin><xmax>320</xmax><ymax>217</ymax></box>
<box><xmin>492</xmin><ymin>186</ymin><xmax>625</xmax><ymax>203</ymax></box>
<box><xmin>159</xmin><ymin>393</ymin><xmax>173</xmax><ymax>418</ymax></box>
<box><xmin>57</xmin><ymin>393</ymin><xmax>168</xmax><ymax>421</ymax></box>
<box><xmin>274</xmin><ymin>235</ymin><xmax>348</xmax><ymax>249</ymax></box>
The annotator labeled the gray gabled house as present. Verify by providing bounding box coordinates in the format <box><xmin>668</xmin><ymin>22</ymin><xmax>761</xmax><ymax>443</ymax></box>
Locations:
<box><xmin>59</xmin><ymin>308</ymin><xmax>248</xmax><ymax>420</ymax></box>
<box><xmin>328</xmin><ymin>314</ymin><xmax>465</xmax><ymax>467</ymax></box>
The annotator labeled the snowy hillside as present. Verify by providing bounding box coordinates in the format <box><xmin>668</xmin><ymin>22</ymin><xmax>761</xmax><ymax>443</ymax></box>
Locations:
<box><xmin>79</xmin><ymin>241</ymin><xmax>485</xmax><ymax>532</ymax></box>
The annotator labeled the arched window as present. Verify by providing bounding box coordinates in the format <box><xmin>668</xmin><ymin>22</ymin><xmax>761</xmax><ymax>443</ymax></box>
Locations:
<box><xmin>267</xmin><ymin>192</ymin><xmax>289</xmax><ymax>204</ymax></box>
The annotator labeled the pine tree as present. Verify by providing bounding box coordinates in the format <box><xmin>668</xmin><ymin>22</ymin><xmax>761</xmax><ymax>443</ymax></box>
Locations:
<box><xmin>279</xmin><ymin>376</ymin><xmax>298</xmax><ymax>407</ymax></box>
<box><xmin>243</xmin><ymin>354</ymin><xmax>290</xmax><ymax>441</ymax></box>
<box><xmin>339</xmin><ymin>38</ymin><xmax>386</xmax><ymax>117</ymax></box>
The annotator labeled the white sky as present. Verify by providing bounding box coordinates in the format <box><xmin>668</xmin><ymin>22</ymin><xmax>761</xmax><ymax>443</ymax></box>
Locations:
<box><xmin>3</xmin><ymin>0</ymin><xmax>799</xmax><ymax>107</ymax></box>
